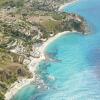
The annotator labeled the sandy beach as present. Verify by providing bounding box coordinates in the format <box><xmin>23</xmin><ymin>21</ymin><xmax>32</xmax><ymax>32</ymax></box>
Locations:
<box><xmin>58</xmin><ymin>0</ymin><xmax>78</xmax><ymax>11</ymax></box>
<box><xmin>5</xmin><ymin>1</ymin><xmax>78</xmax><ymax>99</ymax></box>
<box><xmin>5</xmin><ymin>31</ymin><xmax>74</xmax><ymax>100</ymax></box>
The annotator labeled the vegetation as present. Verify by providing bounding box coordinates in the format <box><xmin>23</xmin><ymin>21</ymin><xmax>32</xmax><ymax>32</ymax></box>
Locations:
<box><xmin>0</xmin><ymin>92</ymin><xmax>5</xmax><ymax>100</ymax></box>
<box><xmin>0</xmin><ymin>0</ymin><xmax>88</xmax><ymax>99</ymax></box>
<box><xmin>52</xmin><ymin>12</ymin><xmax>66</xmax><ymax>20</ymax></box>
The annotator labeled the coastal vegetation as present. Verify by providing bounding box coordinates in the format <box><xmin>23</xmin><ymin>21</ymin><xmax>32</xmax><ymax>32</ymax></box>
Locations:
<box><xmin>0</xmin><ymin>0</ymin><xmax>88</xmax><ymax>99</ymax></box>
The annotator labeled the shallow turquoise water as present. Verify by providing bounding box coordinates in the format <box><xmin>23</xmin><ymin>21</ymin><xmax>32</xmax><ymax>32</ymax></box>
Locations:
<box><xmin>13</xmin><ymin>0</ymin><xmax>100</xmax><ymax>100</ymax></box>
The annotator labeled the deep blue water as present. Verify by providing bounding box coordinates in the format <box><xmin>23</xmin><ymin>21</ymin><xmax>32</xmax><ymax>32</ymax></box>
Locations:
<box><xmin>13</xmin><ymin>0</ymin><xmax>100</xmax><ymax>100</ymax></box>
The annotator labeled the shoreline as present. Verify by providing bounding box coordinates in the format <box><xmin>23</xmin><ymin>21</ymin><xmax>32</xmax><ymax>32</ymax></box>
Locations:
<box><xmin>5</xmin><ymin>31</ymin><xmax>74</xmax><ymax>100</ymax></box>
<box><xmin>58</xmin><ymin>0</ymin><xmax>78</xmax><ymax>11</ymax></box>
<box><xmin>5</xmin><ymin>0</ymin><xmax>78</xmax><ymax>99</ymax></box>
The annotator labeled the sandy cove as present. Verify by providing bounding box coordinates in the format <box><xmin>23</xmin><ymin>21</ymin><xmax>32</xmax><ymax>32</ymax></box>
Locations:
<box><xmin>5</xmin><ymin>1</ymin><xmax>78</xmax><ymax>99</ymax></box>
<box><xmin>5</xmin><ymin>31</ymin><xmax>75</xmax><ymax>100</ymax></box>
<box><xmin>58</xmin><ymin>0</ymin><xmax>78</xmax><ymax>11</ymax></box>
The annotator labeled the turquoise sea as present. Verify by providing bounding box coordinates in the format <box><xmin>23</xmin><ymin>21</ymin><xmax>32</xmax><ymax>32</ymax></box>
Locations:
<box><xmin>12</xmin><ymin>0</ymin><xmax>100</xmax><ymax>100</ymax></box>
